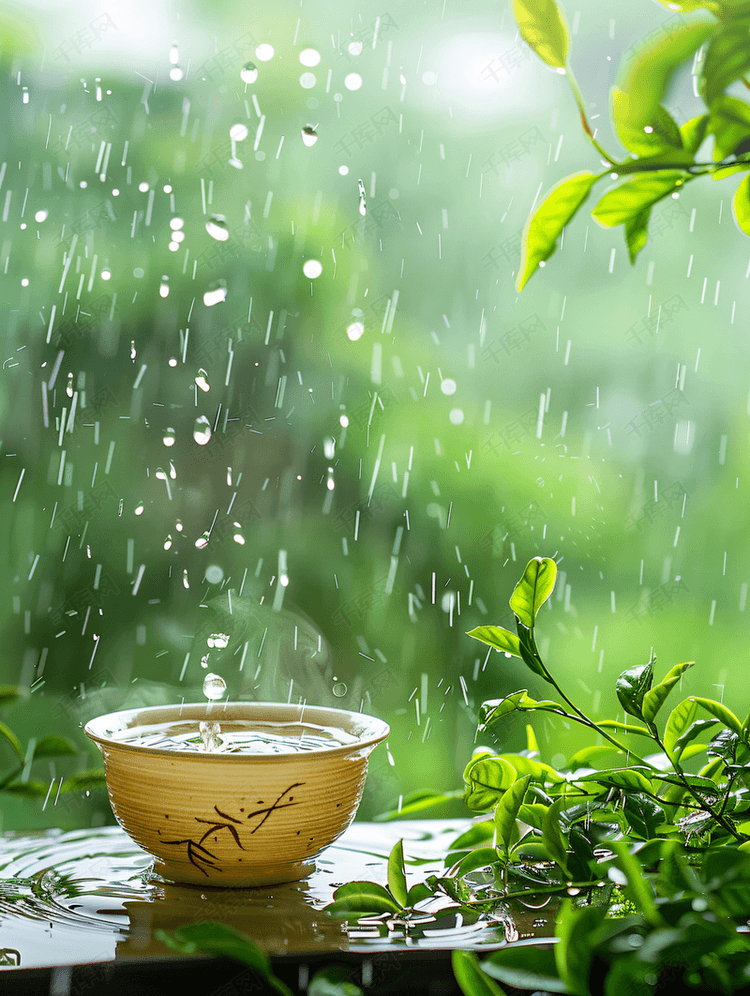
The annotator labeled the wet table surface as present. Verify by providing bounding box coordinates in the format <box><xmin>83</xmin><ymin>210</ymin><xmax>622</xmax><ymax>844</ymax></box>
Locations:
<box><xmin>0</xmin><ymin>820</ymin><xmax>553</xmax><ymax>971</ymax></box>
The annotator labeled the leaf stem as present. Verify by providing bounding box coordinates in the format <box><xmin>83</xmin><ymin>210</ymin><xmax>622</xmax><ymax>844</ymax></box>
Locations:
<box><xmin>565</xmin><ymin>67</ymin><xmax>622</xmax><ymax>165</ymax></box>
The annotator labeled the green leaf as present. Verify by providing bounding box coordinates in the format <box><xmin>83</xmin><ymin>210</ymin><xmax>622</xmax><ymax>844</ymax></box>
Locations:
<box><xmin>733</xmin><ymin>172</ymin><xmax>750</xmax><ymax>233</ymax></box>
<box><xmin>374</xmin><ymin>788</ymin><xmax>463</xmax><ymax>821</ymax></box>
<box><xmin>642</xmin><ymin>661</ymin><xmax>695</xmax><ymax>723</ymax></box>
<box><xmin>3</xmin><ymin>779</ymin><xmax>49</xmax><ymax>797</ymax></box>
<box><xmin>565</xmin><ymin>744</ymin><xmax>623</xmax><ymax>768</ymax></box>
<box><xmin>58</xmin><ymin>768</ymin><xmax>107</xmax><ymax>793</ymax></box>
<box><xmin>309</xmin><ymin>966</ymin><xmax>363</xmax><ymax>996</ymax></box>
<box><xmin>455</xmin><ymin>847</ymin><xmax>502</xmax><ymax>877</ymax></box>
<box><xmin>624</xmin><ymin>208</ymin><xmax>651</xmax><ymax>264</ymax></box>
<box><xmin>509</xmin><ymin>557</ymin><xmax>558</xmax><ymax>629</ymax></box>
<box><xmin>517</xmin><ymin>802</ymin><xmax>550</xmax><ymax>829</ymax></box>
<box><xmin>327</xmin><ymin>881</ymin><xmax>403</xmax><ymax>918</ymax></box>
<box><xmin>664</xmin><ymin>697</ymin><xmax>698</xmax><ymax>759</ymax></box>
<box><xmin>556</xmin><ymin>902</ymin><xmax>602</xmax><ymax>996</ymax></box>
<box><xmin>622</xmin><ymin>793</ymin><xmax>667</xmax><ymax>839</ymax></box>
<box><xmin>592</xmin><ymin>172</ymin><xmax>688</xmax><ymax>228</ymax></box>
<box><xmin>577</xmin><ymin>767</ymin><xmax>654</xmax><ymax>795</ymax></box>
<box><xmin>612</xmin><ymin>87</ymin><xmax>683</xmax><ymax>155</ymax></box>
<box><xmin>607</xmin><ymin>842</ymin><xmax>662</xmax><ymax>928</ymax></box>
<box><xmin>618</xmin><ymin>20</ymin><xmax>717</xmax><ymax>144</ymax></box>
<box><xmin>615</xmin><ymin>659</ymin><xmax>655</xmax><ymax>721</ymax></box>
<box><xmin>494</xmin><ymin>774</ymin><xmax>532</xmax><ymax>860</ymax></box>
<box><xmin>497</xmin><ymin>753</ymin><xmax>564</xmax><ymax>783</ymax></box>
<box><xmin>680</xmin><ymin>113</ymin><xmax>710</xmax><ymax>154</ymax></box>
<box><xmin>541</xmin><ymin>797</ymin><xmax>569</xmax><ymax>874</ymax></box>
<box><xmin>0</xmin><ymin>720</ymin><xmax>23</xmax><ymax>760</ymax></box>
<box><xmin>33</xmin><ymin>736</ymin><xmax>79</xmax><ymax>760</ymax></box>
<box><xmin>387</xmin><ymin>840</ymin><xmax>408</xmax><ymax>907</ymax></box>
<box><xmin>464</xmin><ymin>757</ymin><xmax>517</xmax><ymax>811</ymax></box>
<box><xmin>156</xmin><ymin>922</ymin><xmax>292</xmax><ymax>996</ymax></box>
<box><xmin>448</xmin><ymin>820</ymin><xmax>495</xmax><ymax>852</ymax></box>
<box><xmin>674</xmin><ymin>717</ymin><xmax>718</xmax><ymax>753</ymax></box>
<box><xmin>707</xmin><ymin>95</ymin><xmax>750</xmax><ymax>159</ymax></box>
<box><xmin>701</xmin><ymin>22</ymin><xmax>750</xmax><ymax>105</ymax></box>
<box><xmin>691</xmin><ymin>696</ymin><xmax>743</xmax><ymax>735</ymax></box>
<box><xmin>483</xmin><ymin>946</ymin><xmax>567</xmax><ymax>992</ymax></box>
<box><xmin>466</xmin><ymin>626</ymin><xmax>522</xmax><ymax>657</ymax></box>
<box><xmin>452</xmin><ymin>951</ymin><xmax>505</xmax><ymax>996</ymax></box>
<box><xmin>0</xmin><ymin>686</ymin><xmax>28</xmax><ymax>709</ymax></box>
<box><xmin>512</xmin><ymin>0</ymin><xmax>569</xmax><ymax>69</ymax></box>
<box><xmin>517</xmin><ymin>172</ymin><xmax>602</xmax><ymax>291</ymax></box>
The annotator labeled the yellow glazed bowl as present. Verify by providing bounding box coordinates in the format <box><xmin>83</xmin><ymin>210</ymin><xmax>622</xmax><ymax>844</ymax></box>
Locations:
<box><xmin>85</xmin><ymin>701</ymin><xmax>389</xmax><ymax>888</ymax></box>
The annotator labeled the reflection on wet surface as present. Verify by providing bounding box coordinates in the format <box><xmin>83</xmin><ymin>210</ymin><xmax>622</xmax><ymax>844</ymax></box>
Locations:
<box><xmin>0</xmin><ymin>820</ymin><xmax>555</xmax><ymax>969</ymax></box>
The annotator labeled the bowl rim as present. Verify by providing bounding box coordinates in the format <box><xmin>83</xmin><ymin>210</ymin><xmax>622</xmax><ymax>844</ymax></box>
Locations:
<box><xmin>84</xmin><ymin>701</ymin><xmax>390</xmax><ymax>761</ymax></box>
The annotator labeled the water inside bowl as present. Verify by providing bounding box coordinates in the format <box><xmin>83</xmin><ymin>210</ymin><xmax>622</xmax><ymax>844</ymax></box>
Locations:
<box><xmin>110</xmin><ymin>718</ymin><xmax>360</xmax><ymax>754</ymax></box>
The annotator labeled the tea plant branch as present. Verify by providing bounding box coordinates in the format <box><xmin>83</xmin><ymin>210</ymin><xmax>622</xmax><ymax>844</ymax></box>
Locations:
<box><xmin>564</xmin><ymin>65</ymin><xmax>623</xmax><ymax>165</ymax></box>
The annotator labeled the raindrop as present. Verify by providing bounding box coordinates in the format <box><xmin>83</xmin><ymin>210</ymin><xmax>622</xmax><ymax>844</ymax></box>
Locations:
<box><xmin>195</xmin><ymin>532</ymin><xmax>210</xmax><ymax>549</ymax></box>
<box><xmin>155</xmin><ymin>467</ymin><xmax>167</xmax><ymax>480</ymax></box>
<box><xmin>176</xmin><ymin>519</ymin><xmax>184</xmax><ymax>532</ymax></box>
<box><xmin>449</xmin><ymin>408</ymin><xmax>464</xmax><ymax>425</ymax></box>
<box><xmin>203</xmin><ymin>279</ymin><xmax>228</xmax><ymax>307</ymax></box>
<box><xmin>182</xmin><ymin>569</ymin><xmax>190</xmax><ymax>589</ymax></box>
<box><xmin>301</xmin><ymin>125</ymin><xmax>318</xmax><ymax>146</ymax></box>
<box><xmin>303</xmin><ymin>259</ymin><xmax>323</xmax><ymax>279</ymax></box>
<box><xmin>193</xmin><ymin>415</ymin><xmax>212</xmax><ymax>446</ymax></box>
<box><xmin>159</xmin><ymin>276</ymin><xmax>170</xmax><ymax>298</ymax></box>
<box><xmin>195</xmin><ymin>369</ymin><xmax>210</xmax><ymax>392</ymax></box>
<box><xmin>203</xmin><ymin>673</ymin><xmax>227</xmax><ymax>701</ymax></box>
<box><xmin>134</xmin><ymin>267</ymin><xmax>145</xmax><ymax>279</ymax></box>
<box><xmin>130</xmin><ymin>340</ymin><xmax>137</xmax><ymax>359</ymax></box>
<box><xmin>169</xmin><ymin>43</ymin><xmax>179</xmax><ymax>65</ymax></box>
<box><xmin>168</xmin><ymin>357</ymin><xmax>178</xmax><ymax>367</ymax></box>
<box><xmin>299</xmin><ymin>73</ymin><xmax>316</xmax><ymax>89</ymax></box>
<box><xmin>169</xmin><ymin>68</ymin><xmax>184</xmax><ymax>81</ymax></box>
<box><xmin>324</xmin><ymin>436</ymin><xmax>336</xmax><ymax>459</ymax></box>
<box><xmin>358</xmin><ymin>178</ymin><xmax>367</xmax><ymax>216</ymax></box>
<box><xmin>34</xmin><ymin>209</ymin><xmax>48</xmax><ymax>223</ymax></box>
<box><xmin>422</xmin><ymin>71</ymin><xmax>437</xmax><ymax>85</ymax></box>
<box><xmin>163</xmin><ymin>428</ymin><xmax>176</xmax><ymax>447</ymax></box>
<box><xmin>338</xmin><ymin>165</ymin><xmax>349</xmax><ymax>176</ymax></box>
<box><xmin>333</xmin><ymin>682</ymin><xmax>347</xmax><ymax>697</ymax></box>
<box><xmin>348</xmin><ymin>41</ymin><xmax>363</xmax><ymax>56</ymax></box>
<box><xmin>255</xmin><ymin>44</ymin><xmax>274</xmax><ymax>62</ymax></box>
<box><xmin>100</xmin><ymin>269</ymin><xmax>111</xmax><ymax>281</ymax></box>
<box><xmin>233</xmin><ymin>531</ymin><xmax>246</xmax><ymax>545</ymax></box>
<box><xmin>441</xmin><ymin>378</ymin><xmax>457</xmax><ymax>395</ymax></box>
<box><xmin>205</xmin><ymin>565</ymin><xmax>224</xmax><ymax>584</ymax></box>
<box><xmin>139</xmin><ymin>181</ymin><xmax>150</xmax><ymax>192</ymax></box>
<box><xmin>339</xmin><ymin>414</ymin><xmax>349</xmax><ymax>427</ymax></box>
<box><xmin>346</xmin><ymin>322</ymin><xmax>364</xmax><ymax>341</ymax></box>
<box><xmin>344</xmin><ymin>73</ymin><xmax>363</xmax><ymax>91</ymax></box>
<box><xmin>169</xmin><ymin>217</ymin><xmax>184</xmax><ymax>231</ymax></box>
<box><xmin>240</xmin><ymin>61</ymin><xmax>258</xmax><ymax>84</ymax></box>
<box><xmin>66</xmin><ymin>372</ymin><xmax>74</xmax><ymax>397</ymax></box>
<box><xmin>207</xmin><ymin>632</ymin><xmax>230</xmax><ymax>649</ymax></box>
<box><xmin>205</xmin><ymin>214</ymin><xmax>229</xmax><ymax>241</ymax></box>
<box><xmin>229</xmin><ymin>122</ymin><xmax>249</xmax><ymax>142</ymax></box>
<box><xmin>134</xmin><ymin>502</ymin><xmax>145</xmax><ymax>516</ymax></box>
<box><xmin>299</xmin><ymin>48</ymin><xmax>321</xmax><ymax>67</ymax></box>
<box><xmin>163</xmin><ymin>535</ymin><xmax>173</xmax><ymax>551</ymax></box>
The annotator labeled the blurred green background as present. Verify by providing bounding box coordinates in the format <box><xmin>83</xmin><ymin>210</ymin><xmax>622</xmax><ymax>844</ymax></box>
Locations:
<box><xmin>1</xmin><ymin>0</ymin><xmax>748</xmax><ymax>831</ymax></box>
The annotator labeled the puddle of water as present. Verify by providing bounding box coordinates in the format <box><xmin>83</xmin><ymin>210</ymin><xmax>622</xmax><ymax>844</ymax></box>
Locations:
<box><xmin>0</xmin><ymin>821</ymin><xmax>554</xmax><ymax>968</ymax></box>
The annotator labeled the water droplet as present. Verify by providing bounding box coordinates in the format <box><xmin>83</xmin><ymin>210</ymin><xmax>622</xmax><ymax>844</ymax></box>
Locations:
<box><xmin>182</xmin><ymin>568</ymin><xmax>190</xmax><ymax>588</ymax></box>
<box><xmin>338</xmin><ymin>165</ymin><xmax>349</xmax><ymax>176</ymax></box>
<box><xmin>205</xmin><ymin>565</ymin><xmax>224</xmax><ymax>584</ymax></box>
<box><xmin>240</xmin><ymin>61</ymin><xmax>258</xmax><ymax>84</ymax></box>
<box><xmin>348</xmin><ymin>41</ymin><xmax>363</xmax><ymax>56</ymax></box>
<box><xmin>169</xmin><ymin>67</ymin><xmax>184</xmax><ymax>81</ymax></box>
<box><xmin>168</xmin><ymin>357</ymin><xmax>178</xmax><ymax>367</ymax></box>
<box><xmin>169</xmin><ymin>461</ymin><xmax>176</xmax><ymax>479</ymax></box>
<box><xmin>199</xmin><ymin>719</ymin><xmax>223</xmax><ymax>751</ymax></box>
<box><xmin>130</xmin><ymin>340</ymin><xmax>137</xmax><ymax>360</ymax></box>
<box><xmin>299</xmin><ymin>73</ymin><xmax>316</xmax><ymax>89</ymax></box>
<box><xmin>159</xmin><ymin>276</ymin><xmax>170</xmax><ymax>298</ymax></box>
<box><xmin>176</xmin><ymin>519</ymin><xmax>184</xmax><ymax>532</ymax></box>
<box><xmin>35</xmin><ymin>209</ymin><xmax>48</xmax><ymax>223</ymax></box>
<box><xmin>302</xmin><ymin>259</ymin><xmax>323</xmax><ymax>279</ymax></box>
<box><xmin>100</xmin><ymin>269</ymin><xmax>111</xmax><ymax>281</ymax></box>
<box><xmin>255</xmin><ymin>44</ymin><xmax>274</xmax><ymax>62</ymax></box>
<box><xmin>567</xmin><ymin>887</ymin><xmax>581</xmax><ymax>896</ymax></box>
<box><xmin>169</xmin><ymin>43</ymin><xmax>179</xmax><ymax>65</ymax></box>
<box><xmin>449</xmin><ymin>408</ymin><xmax>464</xmax><ymax>426</ymax></box>
<box><xmin>205</xmin><ymin>214</ymin><xmax>229</xmax><ymax>241</ymax></box>
<box><xmin>203</xmin><ymin>279</ymin><xmax>228</xmax><ymax>307</ymax></box>
<box><xmin>207</xmin><ymin>632</ymin><xmax>230</xmax><ymax>649</ymax></box>
<box><xmin>193</xmin><ymin>415</ymin><xmax>212</xmax><ymax>446</ymax></box>
<box><xmin>163</xmin><ymin>427</ymin><xmax>176</xmax><ymax>447</ymax></box>
<box><xmin>357</xmin><ymin>178</ymin><xmax>367</xmax><ymax>216</ymax></box>
<box><xmin>324</xmin><ymin>437</ymin><xmax>336</xmax><ymax>459</ymax></box>
<box><xmin>155</xmin><ymin>467</ymin><xmax>167</xmax><ymax>480</ymax></box>
<box><xmin>301</xmin><ymin>125</ymin><xmax>318</xmax><ymax>146</ymax></box>
<box><xmin>233</xmin><ymin>532</ymin><xmax>246</xmax><ymax>545</ymax></box>
<box><xmin>195</xmin><ymin>369</ymin><xmax>210</xmax><ymax>392</ymax></box>
<box><xmin>333</xmin><ymin>682</ymin><xmax>347</xmax><ymax>697</ymax></box>
<box><xmin>134</xmin><ymin>501</ymin><xmax>145</xmax><ymax>516</ymax></box>
<box><xmin>169</xmin><ymin>217</ymin><xmax>184</xmax><ymax>231</ymax></box>
<box><xmin>441</xmin><ymin>378</ymin><xmax>457</xmax><ymax>396</ymax></box>
<box><xmin>229</xmin><ymin>122</ymin><xmax>249</xmax><ymax>142</ymax></box>
<box><xmin>299</xmin><ymin>48</ymin><xmax>321</xmax><ymax>67</ymax></box>
<box><xmin>228</xmin><ymin>156</ymin><xmax>243</xmax><ymax>170</ymax></box>
<box><xmin>344</xmin><ymin>73</ymin><xmax>363</xmax><ymax>91</ymax></box>
<box><xmin>203</xmin><ymin>673</ymin><xmax>227</xmax><ymax>701</ymax></box>
<box><xmin>346</xmin><ymin>322</ymin><xmax>364</xmax><ymax>341</ymax></box>
<box><xmin>66</xmin><ymin>372</ymin><xmax>74</xmax><ymax>398</ymax></box>
<box><xmin>163</xmin><ymin>534</ymin><xmax>173</xmax><ymax>550</ymax></box>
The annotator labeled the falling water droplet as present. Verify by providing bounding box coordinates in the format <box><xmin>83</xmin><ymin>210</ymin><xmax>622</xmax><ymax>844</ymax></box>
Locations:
<box><xmin>176</xmin><ymin>519</ymin><xmax>184</xmax><ymax>532</ymax></box>
<box><xmin>163</xmin><ymin>534</ymin><xmax>173</xmax><ymax>551</ymax></box>
<box><xmin>66</xmin><ymin>372</ymin><xmax>74</xmax><ymax>397</ymax></box>
<box><xmin>233</xmin><ymin>531</ymin><xmax>246</xmax><ymax>545</ymax></box>
<box><xmin>203</xmin><ymin>673</ymin><xmax>227</xmax><ymax>701</ymax></box>
<box><xmin>134</xmin><ymin>501</ymin><xmax>145</xmax><ymax>516</ymax></box>
<box><xmin>199</xmin><ymin>719</ymin><xmax>223</xmax><ymax>751</ymax></box>
<box><xmin>358</xmin><ymin>178</ymin><xmax>367</xmax><ymax>216</ymax></box>
<box><xmin>205</xmin><ymin>214</ymin><xmax>230</xmax><ymax>241</ymax></box>
<box><xmin>195</xmin><ymin>531</ymin><xmax>210</xmax><ymax>549</ymax></box>
<box><xmin>301</xmin><ymin>125</ymin><xmax>318</xmax><ymax>146</ymax></box>
<box><xmin>302</xmin><ymin>259</ymin><xmax>323</xmax><ymax>279</ymax></box>
<box><xmin>159</xmin><ymin>276</ymin><xmax>170</xmax><ymax>298</ymax></box>
<box><xmin>155</xmin><ymin>467</ymin><xmax>167</xmax><ymax>480</ymax></box>
<box><xmin>203</xmin><ymin>279</ymin><xmax>228</xmax><ymax>307</ymax></box>
<box><xmin>193</xmin><ymin>415</ymin><xmax>212</xmax><ymax>445</ymax></box>
<box><xmin>130</xmin><ymin>341</ymin><xmax>137</xmax><ymax>360</ymax></box>
<box><xmin>169</xmin><ymin>461</ymin><xmax>177</xmax><ymax>479</ymax></box>
<box><xmin>182</xmin><ymin>568</ymin><xmax>190</xmax><ymax>588</ymax></box>
<box><xmin>207</xmin><ymin>632</ymin><xmax>230</xmax><ymax>649</ymax></box>
<box><xmin>195</xmin><ymin>369</ymin><xmax>210</xmax><ymax>392</ymax></box>
<box><xmin>240</xmin><ymin>61</ymin><xmax>259</xmax><ymax>84</ymax></box>
<box><xmin>333</xmin><ymin>682</ymin><xmax>347</xmax><ymax>697</ymax></box>
<box><xmin>163</xmin><ymin>427</ymin><xmax>176</xmax><ymax>447</ymax></box>
<box><xmin>229</xmin><ymin>122</ymin><xmax>249</xmax><ymax>142</ymax></box>
<box><xmin>346</xmin><ymin>322</ymin><xmax>364</xmax><ymax>341</ymax></box>
<box><xmin>35</xmin><ymin>209</ymin><xmax>48</xmax><ymax>223</ymax></box>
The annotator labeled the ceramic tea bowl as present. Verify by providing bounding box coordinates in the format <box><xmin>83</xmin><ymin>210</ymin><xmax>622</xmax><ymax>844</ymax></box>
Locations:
<box><xmin>85</xmin><ymin>701</ymin><xmax>389</xmax><ymax>888</ymax></box>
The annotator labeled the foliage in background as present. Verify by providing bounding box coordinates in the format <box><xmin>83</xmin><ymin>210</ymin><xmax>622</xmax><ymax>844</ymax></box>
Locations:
<box><xmin>515</xmin><ymin>0</ymin><xmax>750</xmax><ymax>288</ymax></box>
